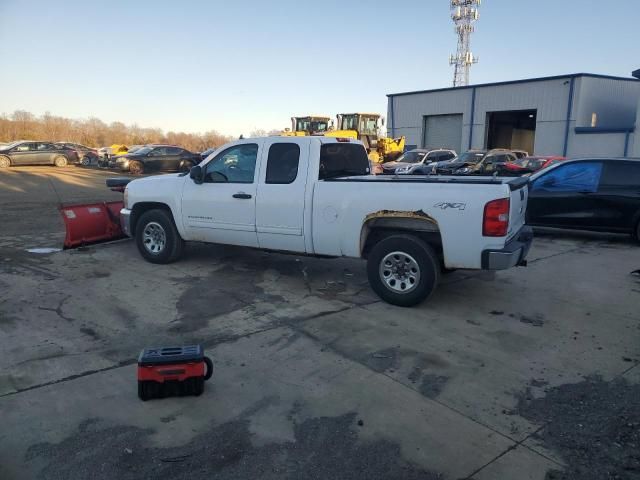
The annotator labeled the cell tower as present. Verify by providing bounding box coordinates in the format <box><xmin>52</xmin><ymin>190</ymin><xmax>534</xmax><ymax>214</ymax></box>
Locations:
<box><xmin>449</xmin><ymin>0</ymin><xmax>481</xmax><ymax>87</ymax></box>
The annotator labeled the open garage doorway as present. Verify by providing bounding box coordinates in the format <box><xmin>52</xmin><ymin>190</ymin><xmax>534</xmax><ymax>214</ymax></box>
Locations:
<box><xmin>486</xmin><ymin>110</ymin><xmax>537</xmax><ymax>154</ymax></box>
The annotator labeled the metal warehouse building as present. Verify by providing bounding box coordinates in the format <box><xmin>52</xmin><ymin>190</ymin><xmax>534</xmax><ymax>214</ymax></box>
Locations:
<box><xmin>387</xmin><ymin>72</ymin><xmax>640</xmax><ymax>158</ymax></box>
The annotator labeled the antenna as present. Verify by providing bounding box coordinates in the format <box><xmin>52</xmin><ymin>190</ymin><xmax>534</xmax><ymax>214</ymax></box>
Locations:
<box><xmin>449</xmin><ymin>0</ymin><xmax>481</xmax><ymax>87</ymax></box>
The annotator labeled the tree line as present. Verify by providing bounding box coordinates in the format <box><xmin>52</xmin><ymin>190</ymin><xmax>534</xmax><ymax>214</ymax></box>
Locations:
<box><xmin>0</xmin><ymin>110</ymin><xmax>236</xmax><ymax>153</ymax></box>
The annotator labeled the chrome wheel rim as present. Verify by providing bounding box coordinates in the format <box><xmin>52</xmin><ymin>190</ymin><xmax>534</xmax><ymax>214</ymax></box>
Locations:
<box><xmin>142</xmin><ymin>222</ymin><xmax>166</xmax><ymax>254</ymax></box>
<box><xmin>379</xmin><ymin>251</ymin><xmax>420</xmax><ymax>294</ymax></box>
<box><xmin>55</xmin><ymin>157</ymin><xmax>66</xmax><ymax>166</ymax></box>
<box><xmin>81</xmin><ymin>157</ymin><xmax>90</xmax><ymax>166</ymax></box>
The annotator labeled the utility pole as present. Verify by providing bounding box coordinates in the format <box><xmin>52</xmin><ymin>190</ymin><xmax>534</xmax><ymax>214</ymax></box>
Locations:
<box><xmin>449</xmin><ymin>0</ymin><xmax>481</xmax><ymax>87</ymax></box>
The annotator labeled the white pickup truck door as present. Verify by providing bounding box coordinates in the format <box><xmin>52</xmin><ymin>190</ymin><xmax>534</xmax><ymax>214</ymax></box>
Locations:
<box><xmin>255</xmin><ymin>138</ymin><xmax>309</xmax><ymax>252</ymax></box>
<box><xmin>180</xmin><ymin>141</ymin><xmax>261</xmax><ymax>247</ymax></box>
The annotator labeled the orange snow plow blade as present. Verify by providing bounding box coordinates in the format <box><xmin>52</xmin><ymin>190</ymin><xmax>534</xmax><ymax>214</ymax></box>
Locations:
<box><xmin>60</xmin><ymin>201</ymin><xmax>125</xmax><ymax>249</ymax></box>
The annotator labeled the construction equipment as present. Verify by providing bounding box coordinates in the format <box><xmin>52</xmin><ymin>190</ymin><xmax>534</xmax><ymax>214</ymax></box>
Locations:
<box><xmin>325</xmin><ymin>113</ymin><xmax>405</xmax><ymax>163</ymax></box>
<box><xmin>282</xmin><ymin>116</ymin><xmax>331</xmax><ymax>136</ymax></box>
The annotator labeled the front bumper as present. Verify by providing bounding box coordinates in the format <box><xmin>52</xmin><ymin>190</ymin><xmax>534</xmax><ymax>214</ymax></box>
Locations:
<box><xmin>481</xmin><ymin>226</ymin><xmax>533</xmax><ymax>270</ymax></box>
<box><xmin>120</xmin><ymin>208</ymin><xmax>132</xmax><ymax>237</ymax></box>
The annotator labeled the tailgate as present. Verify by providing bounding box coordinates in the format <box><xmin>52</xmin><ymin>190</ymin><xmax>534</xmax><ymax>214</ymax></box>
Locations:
<box><xmin>507</xmin><ymin>177</ymin><xmax>528</xmax><ymax>240</ymax></box>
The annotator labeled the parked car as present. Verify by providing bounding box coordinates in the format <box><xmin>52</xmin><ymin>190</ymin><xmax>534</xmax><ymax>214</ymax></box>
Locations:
<box><xmin>511</xmin><ymin>150</ymin><xmax>529</xmax><ymax>159</ymax></box>
<box><xmin>434</xmin><ymin>150</ymin><xmax>490</xmax><ymax>174</ymax></box>
<box><xmin>527</xmin><ymin>158</ymin><xmax>640</xmax><ymax>241</ymax></box>
<box><xmin>0</xmin><ymin>141</ymin><xmax>78</xmax><ymax>168</ymax></box>
<box><xmin>456</xmin><ymin>149</ymin><xmax>518</xmax><ymax>175</ymax></box>
<box><xmin>498</xmin><ymin>156</ymin><xmax>566</xmax><ymax>176</ymax></box>
<box><xmin>381</xmin><ymin>149</ymin><xmax>457</xmax><ymax>175</ymax></box>
<box><xmin>98</xmin><ymin>144</ymin><xmax>129</xmax><ymax>166</ymax></box>
<box><xmin>55</xmin><ymin>142</ymin><xmax>99</xmax><ymax>166</ymax></box>
<box><xmin>117</xmin><ymin>136</ymin><xmax>532</xmax><ymax>307</ymax></box>
<box><xmin>108</xmin><ymin>145</ymin><xmax>145</xmax><ymax>169</ymax></box>
<box><xmin>114</xmin><ymin>145</ymin><xmax>200</xmax><ymax>174</ymax></box>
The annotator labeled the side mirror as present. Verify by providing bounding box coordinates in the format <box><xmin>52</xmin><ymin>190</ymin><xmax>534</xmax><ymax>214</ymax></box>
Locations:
<box><xmin>190</xmin><ymin>165</ymin><xmax>203</xmax><ymax>184</ymax></box>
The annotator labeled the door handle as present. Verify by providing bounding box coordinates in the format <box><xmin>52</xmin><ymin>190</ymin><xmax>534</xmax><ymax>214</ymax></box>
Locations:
<box><xmin>232</xmin><ymin>193</ymin><xmax>252</xmax><ymax>199</ymax></box>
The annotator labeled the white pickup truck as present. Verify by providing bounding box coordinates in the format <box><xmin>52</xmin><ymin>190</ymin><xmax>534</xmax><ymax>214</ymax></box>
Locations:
<box><xmin>118</xmin><ymin>136</ymin><xmax>532</xmax><ymax>306</ymax></box>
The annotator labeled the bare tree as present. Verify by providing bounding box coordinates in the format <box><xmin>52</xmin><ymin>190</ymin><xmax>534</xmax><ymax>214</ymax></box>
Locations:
<box><xmin>0</xmin><ymin>110</ymin><xmax>233</xmax><ymax>152</ymax></box>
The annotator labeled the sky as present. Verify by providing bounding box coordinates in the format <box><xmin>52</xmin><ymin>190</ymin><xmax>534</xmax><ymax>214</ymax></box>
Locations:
<box><xmin>0</xmin><ymin>0</ymin><xmax>637</xmax><ymax>137</ymax></box>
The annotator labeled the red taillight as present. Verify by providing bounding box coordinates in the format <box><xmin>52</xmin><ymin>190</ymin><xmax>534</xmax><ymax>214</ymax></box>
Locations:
<box><xmin>483</xmin><ymin>198</ymin><xmax>510</xmax><ymax>237</ymax></box>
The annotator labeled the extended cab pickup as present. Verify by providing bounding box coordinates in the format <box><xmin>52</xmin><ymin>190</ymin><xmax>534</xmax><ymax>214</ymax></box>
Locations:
<box><xmin>118</xmin><ymin>136</ymin><xmax>532</xmax><ymax>306</ymax></box>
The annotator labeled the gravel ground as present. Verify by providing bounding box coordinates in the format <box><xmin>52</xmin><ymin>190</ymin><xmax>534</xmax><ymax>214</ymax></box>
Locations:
<box><xmin>517</xmin><ymin>376</ymin><xmax>640</xmax><ymax>480</ymax></box>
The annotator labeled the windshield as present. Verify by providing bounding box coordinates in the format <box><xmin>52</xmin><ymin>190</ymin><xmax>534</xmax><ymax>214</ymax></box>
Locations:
<box><xmin>319</xmin><ymin>143</ymin><xmax>370</xmax><ymax>179</ymax></box>
<box><xmin>127</xmin><ymin>146</ymin><xmax>144</xmax><ymax>154</ymax></box>
<box><xmin>359</xmin><ymin>116</ymin><xmax>378</xmax><ymax>136</ymax></box>
<box><xmin>0</xmin><ymin>141</ymin><xmax>21</xmax><ymax>150</ymax></box>
<box><xmin>340</xmin><ymin>115</ymin><xmax>358</xmax><ymax>131</ymax></box>
<box><xmin>455</xmin><ymin>151</ymin><xmax>486</xmax><ymax>164</ymax></box>
<box><xmin>296</xmin><ymin>119</ymin><xmax>329</xmax><ymax>133</ymax></box>
<box><xmin>396</xmin><ymin>151</ymin><xmax>426</xmax><ymax>164</ymax></box>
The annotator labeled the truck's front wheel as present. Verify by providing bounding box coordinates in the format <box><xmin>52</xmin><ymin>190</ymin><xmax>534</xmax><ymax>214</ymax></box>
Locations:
<box><xmin>367</xmin><ymin>234</ymin><xmax>440</xmax><ymax>307</ymax></box>
<box><xmin>135</xmin><ymin>209</ymin><xmax>184</xmax><ymax>264</ymax></box>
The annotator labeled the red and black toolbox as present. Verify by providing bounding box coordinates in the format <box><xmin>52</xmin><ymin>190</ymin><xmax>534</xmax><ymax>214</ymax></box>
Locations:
<box><xmin>137</xmin><ymin>345</ymin><xmax>213</xmax><ymax>401</ymax></box>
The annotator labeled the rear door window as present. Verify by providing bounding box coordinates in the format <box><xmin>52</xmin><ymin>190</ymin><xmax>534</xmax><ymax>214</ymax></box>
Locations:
<box><xmin>266</xmin><ymin>143</ymin><xmax>300</xmax><ymax>184</ymax></box>
<box><xmin>532</xmin><ymin>162</ymin><xmax>603</xmax><ymax>193</ymax></box>
<box><xmin>319</xmin><ymin>143</ymin><xmax>370</xmax><ymax>179</ymax></box>
<box><xmin>599</xmin><ymin>162</ymin><xmax>640</xmax><ymax>189</ymax></box>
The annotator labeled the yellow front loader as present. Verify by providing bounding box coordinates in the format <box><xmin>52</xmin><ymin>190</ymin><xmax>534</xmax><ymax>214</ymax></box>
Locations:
<box><xmin>281</xmin><ymin>116</ymin><xmax>331</xmax><ymax>136</ymax></box>
<box><xmin>325</xmin><ymin>113</ymin><xmax>405</xmax><ymax>163</ymax></box>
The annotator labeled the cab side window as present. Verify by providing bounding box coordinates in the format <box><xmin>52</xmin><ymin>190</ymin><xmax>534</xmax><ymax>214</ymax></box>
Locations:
<box><xmin>204</xmin><ymin>143</ymin><xmax>258</xmax><ymax>183</ymax></box>
<box><xmin>532</xmin><ymin>162</ymin><xmax>603</xmax><ymax>193</ymax></box>
<box><xmin>265</xmin><ymin>143</ymin><xmax>300</xmax><ymax>184</ymax></box>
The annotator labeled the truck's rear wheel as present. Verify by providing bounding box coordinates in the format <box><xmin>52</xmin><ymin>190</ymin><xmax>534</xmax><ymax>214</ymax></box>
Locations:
<box><xmin>135</xmin><ymin>209</ymin><xmax>184</xmax><ymax>264</ymax></box>
<box><xmin>367</xmin><ymin>234</ymin><xmax>440</xmax><ymax>307</ymax></box>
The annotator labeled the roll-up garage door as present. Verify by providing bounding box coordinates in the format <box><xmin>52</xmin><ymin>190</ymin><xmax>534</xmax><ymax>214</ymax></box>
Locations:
<box><xmin>422</xmin><ymin>114</ymin><xmax>463</xmax><ymax>152</ymax></box>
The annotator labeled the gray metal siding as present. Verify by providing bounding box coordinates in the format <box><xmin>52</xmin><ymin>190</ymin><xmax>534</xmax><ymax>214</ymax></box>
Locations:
<box><xmin>567</xmin><ymin>132</ymin><xmax>628</xmax><ymax>157</ymax></box>
<box><xmin>388</xmin><ymin>90</ymin><xmax>472</xmax><ymax>148</ymax></box>
<box><xmin>388</xmin><ymin>74</ymin><xmax>640</xmax><ymax>158</ymax></box>
<box><xmin>423</xmin><ymin>114</ymin><xmax>463</xmax><ymax>152</ymax></box>
<box><xmin>574</xmin><ymin>77</ymin><xmax>640</xmax><ymax>128</ymax></box>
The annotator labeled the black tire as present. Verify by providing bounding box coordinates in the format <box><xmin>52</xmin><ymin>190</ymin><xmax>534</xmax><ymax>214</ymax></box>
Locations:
<box><xmin>203</xmin><ymin>356</ymin><xmax>213</xmax><ymax>380</ymax></box>
<box><xmin>193</xmin><ymin>377</ymin><xmax>205</xmax><ymax>396</ymax></box>
<box><xmin>53</xmin><ymin>155</ymin><xmax>68</xmax><ymax>167</ymax></box>
<box><xmin>0</xmin><ymin>155</ymin><xmax>10</xmax><ymax>168</ymax></box>
<box><xmin>366</xmin><ymin>234</ymin><xmax>440</xmax><ymax>307</ymax></box>
<box><xmin>130</xmin><ymin>160</ymin><xmax>144</xmax><ymax>175</ymax></box>
<box><xmin>80</xmin><ymin>156</ymin><xmax>91</xmax><ymax>166</ymax></box>
<box><xmin>138</xmin><ymin>381</ymin><xmax>151</xmax><ymax>401</ymax></box>
<box><xmin>135</xmin><ymin>209</ymin><xmax>184</xmax><ymax>264</ymax></box>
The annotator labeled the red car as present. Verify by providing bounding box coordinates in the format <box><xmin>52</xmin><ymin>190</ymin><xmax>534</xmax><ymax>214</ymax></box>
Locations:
<box><xmin>500</xmin><ymin>156</ymin><xmax>566</xmax><ymax>175</ymax></box>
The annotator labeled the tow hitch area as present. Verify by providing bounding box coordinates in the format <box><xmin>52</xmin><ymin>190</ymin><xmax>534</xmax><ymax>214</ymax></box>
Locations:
<box><xmin>137</xmin><ymin>345</ymin><xmax>214</xmax><ymax>401</ymax></box>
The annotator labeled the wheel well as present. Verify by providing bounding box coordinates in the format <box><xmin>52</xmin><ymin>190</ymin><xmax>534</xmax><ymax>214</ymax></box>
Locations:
<box><xmin>130</xmin><ymin>202</ymin><xmax>174</xmax><ymax>236</ymax></box>
<box><xmin>360</xmin><ymin>213</ymin><xmax>443</xmax><ymax>260</ymax></box>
